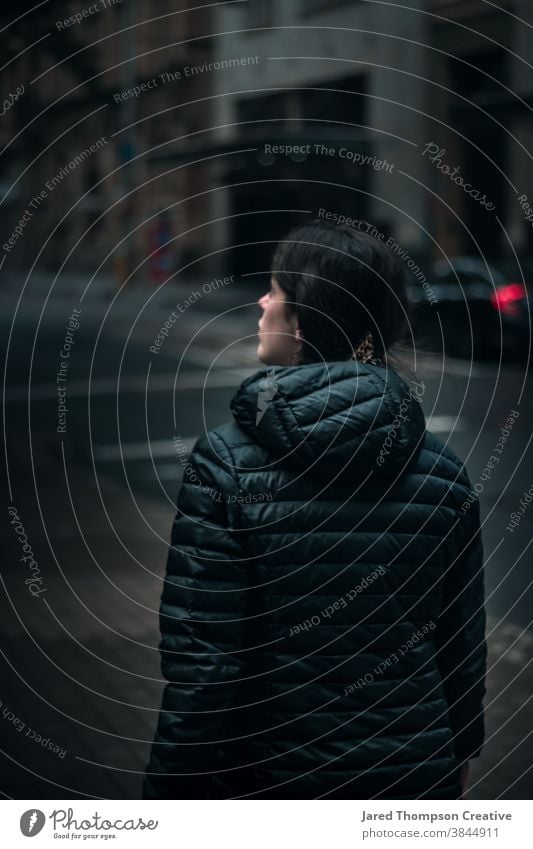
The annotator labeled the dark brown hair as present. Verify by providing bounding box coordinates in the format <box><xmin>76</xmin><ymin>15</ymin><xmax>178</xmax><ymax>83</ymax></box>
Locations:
<box><xmin>271</xmin><ymin>220</ymin><xmax>412</xmax><ymax>366</ymax></box>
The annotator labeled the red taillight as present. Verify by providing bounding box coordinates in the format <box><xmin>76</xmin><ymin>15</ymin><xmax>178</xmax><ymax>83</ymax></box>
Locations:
<box><xmin>490</xmin><ymin>283</ymin><xmax>527</xmax><ymax>315</ymax></box>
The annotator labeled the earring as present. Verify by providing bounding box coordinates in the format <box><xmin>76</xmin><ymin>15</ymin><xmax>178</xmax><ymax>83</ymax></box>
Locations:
<box><xmin>350</xmin><ymin>332</ymin><xmax>379</xmax><ymax>364</ymax></box>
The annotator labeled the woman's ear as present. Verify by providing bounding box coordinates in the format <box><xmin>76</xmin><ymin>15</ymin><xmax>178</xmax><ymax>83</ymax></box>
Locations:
<box><xmin>289</xmin><ymin>326</ymin><xmax>303</xmax><ymax>366</ymax></box>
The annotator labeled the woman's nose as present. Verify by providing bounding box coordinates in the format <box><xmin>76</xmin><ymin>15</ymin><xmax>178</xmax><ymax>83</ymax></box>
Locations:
<box><xmin>258</xmin><ymin>293</ymin><xmax>268</xmax><ymax>309</ymax></box>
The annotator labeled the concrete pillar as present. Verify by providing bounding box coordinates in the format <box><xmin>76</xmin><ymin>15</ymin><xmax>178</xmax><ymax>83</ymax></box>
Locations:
<box><xmin>507</xmin><ymin>0</ymin><xmax>533</xmax><ymax>254</ymax></box>
<box><xmin>368</xmin><ymin>3</ymin><xmax>429</xmax><ymax>254</ymax></box>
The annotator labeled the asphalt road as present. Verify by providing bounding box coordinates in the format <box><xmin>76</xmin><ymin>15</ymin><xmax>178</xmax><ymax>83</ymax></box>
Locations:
<box><xmin>1</xmin><ymin>275</ymin><xmax>532</xmax><ymax>798</ymax></box>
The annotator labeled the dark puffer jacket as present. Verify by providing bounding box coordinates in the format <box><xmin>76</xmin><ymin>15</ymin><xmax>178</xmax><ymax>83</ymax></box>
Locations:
<box><xmin>144</xmin><ymin>361</ymin><xmax>486</xmax><ymax>800</ymax></box>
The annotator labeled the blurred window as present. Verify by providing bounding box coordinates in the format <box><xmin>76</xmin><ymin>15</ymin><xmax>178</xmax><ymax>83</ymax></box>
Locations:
<box><xmin>243</xmin><ymin>0</ymin><xmax>274</xmax><ymax>28</ymax></box>
<box><xmin>302</xmin><ymin>0</ymin><xmax>361</xmax><ymax>15</ymax></box>
<box><xmin>236</xmin><ymin>74</ymin><xmax>367</xmax><ymax>131</ymax></box>
<box><xmin>237</xmin><ymin>91</ymin><xmax>288</xmax><ymax>126</ymax></box>
<box><xmin>448</xmin><ymin>48</ymin><xmax>509</xmax><ymax>97</ymax></box>
<box><xmin>299</xmin><ymin>74</ymin><xmax>366</xmax><ymax>124</ymax></box>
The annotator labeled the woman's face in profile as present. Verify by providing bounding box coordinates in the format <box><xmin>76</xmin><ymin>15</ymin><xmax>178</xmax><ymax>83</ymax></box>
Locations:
<box><xmin>257</xmin><ymin>277</ymin><xmax>302</xmax><ymax>366</ymax></box>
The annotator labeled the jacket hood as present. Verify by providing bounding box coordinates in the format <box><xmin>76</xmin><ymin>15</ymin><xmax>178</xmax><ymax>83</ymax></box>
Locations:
<box><xmin>230</xmin><ymin>360</ymin><xmax>426</xmax><ymax>482</ymax></box>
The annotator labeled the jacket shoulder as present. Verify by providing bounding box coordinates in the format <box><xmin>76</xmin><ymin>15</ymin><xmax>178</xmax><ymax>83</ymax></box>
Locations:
<box><xmin>420</xmin><ymin>430</ymin><xmax>467</xmax><ymax>474</ymax></box>
<box><xmin>417</xmin><ymin>430</ymin><xmax>473</xmax><ymax>504</ymax></box>
<box><xmin>189</xmin><ymin>421</ymin><xmax>259</xmax><ymax>481</ymax></box>
<box><xmin>208</xmin><ymin>420</ymin><xmax>256</xmax><ymax>454</ymax></box>
<box><xmin>208</xmin><ymin>422</ymin><xmax>472</xmax><ymax>480</ymax></box>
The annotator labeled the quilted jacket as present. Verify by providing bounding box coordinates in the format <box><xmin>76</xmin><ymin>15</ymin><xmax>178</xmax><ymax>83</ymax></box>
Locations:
<box><xmin>143</xmin><ymin>360</ymin><xmax>486</xmax><ymax>800</ymax></box>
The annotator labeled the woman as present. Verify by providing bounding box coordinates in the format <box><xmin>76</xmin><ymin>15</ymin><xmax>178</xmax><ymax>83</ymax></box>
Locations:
<box><xmin>143</xmin><ymin>221</ymin><xmax>486</xmax><ymax>800</ymax></box>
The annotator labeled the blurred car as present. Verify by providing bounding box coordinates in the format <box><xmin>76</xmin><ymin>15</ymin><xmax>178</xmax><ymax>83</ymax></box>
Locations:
<box><xmin>408</xmin><ymin>256</ymin><xmax>531</xmax><ymax>360</ymax></box>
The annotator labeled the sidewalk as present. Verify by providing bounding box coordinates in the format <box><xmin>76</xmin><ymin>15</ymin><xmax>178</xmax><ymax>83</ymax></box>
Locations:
<box><xmin>2</xmin><ymin>436</ymin><xmax>172</xmax><ymax>799</ymax></box>
<box><xmin>2</xmin><ymin>435</ymin><xmax>532</xmax><ymax>799</ymax></box>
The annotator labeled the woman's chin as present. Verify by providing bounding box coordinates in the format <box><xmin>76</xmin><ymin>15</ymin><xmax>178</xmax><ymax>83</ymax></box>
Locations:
<box><xmin>257</xmin><ymin>342</ymin><xmax>294</xmax><ymax>367</ymax></box>
<box><xmin>257</xmin><ymin>344</ymin><xmax>274</xmax><ymax>365</ymax></box>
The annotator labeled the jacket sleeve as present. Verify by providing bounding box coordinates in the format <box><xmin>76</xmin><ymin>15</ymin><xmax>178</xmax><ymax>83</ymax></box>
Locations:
<box><xmin>143</xmin><ymin>432</ymin><xmax>249</xmax><ymax>799</ymax></box>
<box><xmin>434</xmin><ymin>486</ymin><xmax>487</xmax><ymax>763</ymax></box>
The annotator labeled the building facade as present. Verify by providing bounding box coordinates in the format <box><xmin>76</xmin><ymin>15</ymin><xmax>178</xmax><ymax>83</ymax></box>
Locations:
<box><xmin>207</xmin><ymin>0</ymin><xmax>533</xmax><ymax>275</ymax></box>
<box><xmin>0</xmin><ymin>0</ymin><xmax>214</xmax><ymax>282</ymax></box>
<box><xmin>1</xmin><ymin>0</ymin><xmax>531</xmax><ymax>282</ymax></box>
